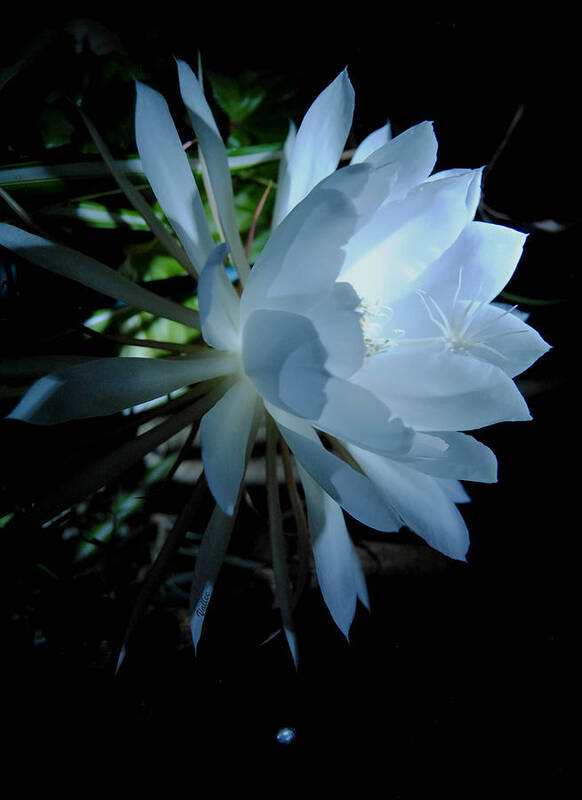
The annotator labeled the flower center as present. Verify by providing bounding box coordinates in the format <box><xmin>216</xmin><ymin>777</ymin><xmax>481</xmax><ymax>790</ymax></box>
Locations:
<box><xmin>416</xmin><ymin>283</ymin><xmax>520</xmax><ymax>360</ymax></box>
<box><xmin>358</xmin><ymin>299</ymin><xmax>404</xmax><ymax>357</ymax></box>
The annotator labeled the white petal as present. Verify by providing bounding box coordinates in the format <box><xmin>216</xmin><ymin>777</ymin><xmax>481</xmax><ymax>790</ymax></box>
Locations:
<box><xmin>354</xmin><ymin>342</ymin><xmax>532</xmax><ymax>430</ymax></box>
<box><xmin>200</xmin><ymin>376</ymin><xmax>259</xmax><ymax>515</ymax></box>
<box><xmin>425</xmin><ymin>167</ymin><xmax>483</xmax><ymax>222</ymax></box>
<box><xmin>302</xmin><ymin>282</ymin><xmax>365</xmax><ymax>379</ymax></box>
<box><xmin>176</xmin><ymin>59</ymin><xmax>249</xmax><ymax>283</ymax></box>
<box><xmin>242</xmin><ymin>308</ymin><xmax>329</xmax><ymax>418</ymax></box>
<box><xmin>323</xmin><ymin>121</ymin><xmax>437</xmax><ymax>220</ymax></box>
<box><xmin>198</xmin><ymin>243</ymin><xmax>241</xmax><ymax>351</ymax></box>
<box><xmin>315</xmin><ymin>376</ymin><xmax>414</xmax><ymax>457</ymax></box>
<box><xmin>7</xmin><ymin>353</ymin><xmax>237</xmax><ymax>424</ymax></box>
<box><xmin>298</xmin><ymin>465</ymin><xmax>368</xmax><ymax>639</ymax></box>
<box><xmin>271</xmin><ymin>120</ymin><xmax>297</xmax><ymax>227</ymax></box>
<box><xmin>464</xmin><ymin>302</ymin><xmax>551</xmax><ymax>377</ymax></box>
<box><xmin>349</xmin><ymin>445</ymin><xmax>470</xmax><ymax>560</ymax></box>
<box><xmin>395</xmin><ymin>430</ymin><xmax>498</xmax><ymax>482</ymax></box>
<box><xmin>415</xmin><ymin>221</ymin><xmax>527</xmax><ymax>311</ymax></box>
<box><xmin>274</xmin><ymin>69</ymin><xmax>355</xmax><ymax>225</ymax></box>
<box><xmin>0</xmin><ymin>223</ymin><xmax>198</xmax><ymax>328</ymax></box>
<box><xmin>134</xmin><ymin>80</ymin><xmax>214</xmax><ymax>275</ymax></box>
<box><xmin>350</xmin><ymin>122</ymin><xmax>391</xmax><ymax>164</ymax></box>
<box><xmin>340</xmin><ymin>170</ymin><xmax>481</xmax><ymax>304</ymax></box>
<box><xmin>361</xmin><ymin>120</ymin><xmax>437</xmax><ymax>198</ymax></box>
<box><xmin>241</xmin><ymin>185</ymin><xmax>358</xmax><ymax>322</ymax></box>
<box><xmin>380</xmin><ymin>221</ymin><xmax>530</xmax><ymax>343</ymax></box>
<box><xmin>436</xmin><ymin>478</ymin><xmax>471</xmax><ymax>504</ymax></box>
<box><xmin>269</xmin><ymin>405</ymin><xmax>400</xmax><ymax>532</ymax></box>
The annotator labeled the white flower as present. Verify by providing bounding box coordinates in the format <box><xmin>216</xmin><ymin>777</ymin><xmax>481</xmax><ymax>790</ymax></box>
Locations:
<box><xmin>0</xmin><ymin>63</ymin><xmax>550</xmax><ymax>663</ymax></box>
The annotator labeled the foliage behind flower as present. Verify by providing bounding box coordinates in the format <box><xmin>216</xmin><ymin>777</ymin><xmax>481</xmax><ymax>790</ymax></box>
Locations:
<box><xmin>0</xmin><ymin>63</ymin><xmax>550</xmax><ymax>665</ymax></box>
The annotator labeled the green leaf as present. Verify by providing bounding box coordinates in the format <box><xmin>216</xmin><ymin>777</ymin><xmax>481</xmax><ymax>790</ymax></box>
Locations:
<box><xmin>208</xmin><ymin>71</ymin><xmax>266</xmax><ymax>124</ymax></box>
<box><xmin>121</xmin><ymin>239</ymin><xmax>187</xmax><ymax>282</ymax></box>
<box><xmin>40</xmin><ymin>107</ymin><xmax>75</xmax><ymax>149</ymax></box>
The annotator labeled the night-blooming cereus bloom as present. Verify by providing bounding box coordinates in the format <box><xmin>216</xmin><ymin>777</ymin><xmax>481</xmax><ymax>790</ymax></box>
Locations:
<box><xmin>0</xmin><ymin>63</ymin><xmax>550</xmax><ymax>665</ymax></box>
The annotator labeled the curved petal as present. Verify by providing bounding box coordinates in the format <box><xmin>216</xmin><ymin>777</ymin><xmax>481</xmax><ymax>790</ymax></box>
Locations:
<box><xmin>425</xmin><ymin>167</ymin><xmax>483</xmax><ymax>223</ymax></box>
<box><xmin>298</xmin><ymin>465</ymin><xmax>369</xmax><ymax>639</ymax></box>
<box><xmin>463</xmin><ymin>302</ymin><xmax>551</xmax><ymax>377</ymax></box>
<box><xmin>134</xmin><ymin>80</ymin><xmax>214</xmax><ymax>275</ymax></box>
<box><xmin>395</xmin><ymin>430</ymin><xmax>498</xmax><ymax>482</ymax></box>
<box><xmin>198</xmin><ymin>243</ymin><xmax>241</xmax><ymax>351</ymax></box>
<box><xmin>350</xmin><ymin>122</ymin><xmax>391</xmax><ymax>164</ymax></box>
<box><xmin>269</xmin><ymin>404</ymin><xmax>401</xmax><ymax>532</ymax></box>
<box><xmin>374</xmin><ymin>222</ymin><xmax>531</xmax><ymax>344</ymax></box>
<box><xmin>398</xmin><ymin>221</ymin><xmax>528</xmax><ymax>324</ymax></box>
<box><xmin>349</xmin><ymin>445</ymin><xmax>470</xmax><ymax>561</ymax></box>
<box><xmin>242</xmin><ymin>309</ymin><xmax>329</xmax><ymax>419</ymax></box>
<box><xmin>241</xmin><ymin>185</ymin><xmax>359</xmax><ymax>322</ymax></box>
<box><xmin>8</xmin><ymin>353</ymin><xmax>237</xmax><ymax>424</ymax></box>
<box><xmin>436</xmin><ymin>478</ymin><xmax>471</xmax><ymax>504</ymax></box>
<box><xmin>273</xmin><ymin>69</ymin><xmax>355</xmax><ymax>225</ymax></box>
<box><xmin>353</xmin><ymin>342</ymin><xmax>532</xmax><ymax>431</ymax></box>
<box><xmin>340</xmin><ymin>170</ymin><xmax>482</xmax><ymax>304</ymax></box>
<box><xmin>302</xmin><ymin>282</ymin><xmax>365</xmax><ymax>379</ymax></box>
<box><xmin>360</xmin><ymin>120</ymin><xmax>437</xmax><ymax>202</ymax></box>
<box><xmin>315</xmin><ymin>376</ymin><xmax>414</xmax><ymax>457</ymax></box>
<box><xmin>323</xmin><ymin>121</ymin><xmax>437</xmax><ymax>220</ymax></box>
<box><xmin>176</xmin><ymin>59</ymin><xmax>249</xmax><ymax>283</ymax></box>
<box><xmin>200</xmin><ymin>376</ymin><xmax>259</xmax><ymax>515</ymax></box>
<box><xmin>0</xmin><ymin>223</ymin><xmax>199</xmax><ymax>328</ymax></box>
<box><xmin>271</xmin><ymin>120</ymin><xmax>296</xmax><ymax>227</ymax></box>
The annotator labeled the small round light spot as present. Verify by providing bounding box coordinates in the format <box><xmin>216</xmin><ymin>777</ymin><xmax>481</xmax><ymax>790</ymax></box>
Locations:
<box><xmin>276</xmin><ymin>726</ymin><xmax>296</xmax><ymax>745</ymax></box>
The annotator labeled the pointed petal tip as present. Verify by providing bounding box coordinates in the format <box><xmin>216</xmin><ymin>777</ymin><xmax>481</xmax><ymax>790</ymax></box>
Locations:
<box><xmin>285</xmin><ymin>627</ymin><xmax>299</xmax><ymax>670</ymax></box>
<box><xmin>115</xmin><ymin>647</ymin><xmax>126</xmax><ymax>675</ymax></box>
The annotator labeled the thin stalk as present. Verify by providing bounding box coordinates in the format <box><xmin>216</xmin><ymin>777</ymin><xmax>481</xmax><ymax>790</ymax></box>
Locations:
<box><xmin>280</xmin><ymin>437</ymin><xmax>311</xmax><ymax>608</ymax></box>
<box><xmin>81</xmin><ymin>324</ymin><xmax>202</xmax><ymax>354</ymax></box>
<box><xmin>265</xmin><ymin>413</ymin><xmax>298</xmax><ymax>667</ymax></box>
<box><xmin>116</xmin><ymin>471</ymin><xmax>211</xmax><ymax>673</ymax></box>
<box><xmin>0</xmin><ymin>186</ymin><xmax>52</xmax><ymax>238</ymax></box>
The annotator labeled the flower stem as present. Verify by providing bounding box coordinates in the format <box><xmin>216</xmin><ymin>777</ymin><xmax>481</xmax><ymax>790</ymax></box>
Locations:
<box><xmin>280</xmin><ymin>437</ymin><xmax>311</xmax><ymax>608</ymax></box>
<box><xmin>265</xmin><ymin>413</ymin><xmax>298</xmax><ymax>667</ymax></box>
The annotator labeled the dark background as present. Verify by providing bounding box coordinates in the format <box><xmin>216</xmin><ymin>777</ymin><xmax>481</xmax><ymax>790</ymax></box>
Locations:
<box><xmin>1</xmin><ymin>10</ymin><xmax>576</xmax><ymax>793</ymax></box>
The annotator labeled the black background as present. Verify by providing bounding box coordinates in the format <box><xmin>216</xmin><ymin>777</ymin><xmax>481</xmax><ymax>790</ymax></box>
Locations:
<box><xmin>1</xmin><ymin>9</ymin><xmax>576</xmax><ymax>793</ymax></box>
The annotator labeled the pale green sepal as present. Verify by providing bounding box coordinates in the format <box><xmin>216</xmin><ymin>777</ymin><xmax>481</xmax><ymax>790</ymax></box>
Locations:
<box><xmin>134</xmin><ymin>80</ymin><xmax>214</xmax><ymax>276</ymax></box>
<box><xmin>176</xmin><ymin>59</ymin><xmax>250</xmax><ymax>285</ymax></box>
<box><xmin>8</xmin><ymin>352</ymin><xmax>237</xmax><ymax>424</ymax></box>
<box><xmin>0</xmin><ymin>355</ymin><xmax>99</xmax><ymax>379</ymax></box>
<box><xmin>190</xmin><ymin>399</ymin><xmax>262</xmax><ymax>653</ymax></box>
<box><xmin>189</xmin><ymin>502</ymin><xmax>238</xmax><ymax>653</ymax></box>
<box><xmin>80</xmin><ymin>105</ymin><xmax>197</xmax><ymax>277</ymax></box>
<box><xmin>0</xmin><ymin>223</ymin><xmax>199</xmax><ymax>328</ymax></box>
<box><xmin>29</xmin><ymin>382</ymin><xmax>230</xmax><ymax>524</ymax></box>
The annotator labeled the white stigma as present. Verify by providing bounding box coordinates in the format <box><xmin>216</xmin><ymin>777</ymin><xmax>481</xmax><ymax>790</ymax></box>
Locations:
<box><xmin>415</xmin><ymin>267</ymin><xmax>522</xmax><ymax>360</ymax></box>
